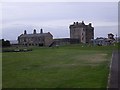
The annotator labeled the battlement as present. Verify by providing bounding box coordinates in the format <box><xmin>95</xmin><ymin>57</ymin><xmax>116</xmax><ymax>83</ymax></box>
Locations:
<box><xmin>69</xmin><ymin>21</ymin><xmax>93</xmax><ymax>29</ymax></box>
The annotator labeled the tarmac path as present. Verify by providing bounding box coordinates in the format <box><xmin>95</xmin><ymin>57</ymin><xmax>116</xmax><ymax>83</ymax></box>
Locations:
<box><xmin>108</xmin><ymin>50</ymin><xmax>120</xmax><ymax>89</ymax></box>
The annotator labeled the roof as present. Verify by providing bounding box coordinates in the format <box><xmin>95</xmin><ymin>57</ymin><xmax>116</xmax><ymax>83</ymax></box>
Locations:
<box><xmin>95</xmin><ymin>37</ymin><xmax>107</xmax><ymax>41</ymax></box>
<box><xmin>19</xmin><ymin>32</ymin><xmax>53</xmax><ymax>38</ymax></box>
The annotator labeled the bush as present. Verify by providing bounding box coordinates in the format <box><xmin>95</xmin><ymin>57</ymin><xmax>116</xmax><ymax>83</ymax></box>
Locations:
<box><xmin>2</xmin><ymin>39</ymin><xmax>11</xmax><ymax>47</ymax></box>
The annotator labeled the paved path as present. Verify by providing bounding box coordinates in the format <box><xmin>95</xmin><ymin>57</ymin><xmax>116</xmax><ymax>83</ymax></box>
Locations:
<box><xmin>108</xmin><ymin>50</ymin><xmax>120</xmax><ymax>89</ymax></box>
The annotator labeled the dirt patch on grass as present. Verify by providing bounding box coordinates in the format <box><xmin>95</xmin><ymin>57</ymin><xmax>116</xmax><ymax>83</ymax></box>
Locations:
<box><xmin>72</xmin><ymin>53</ymin><xmax>108</xmax><ymax>64</ymax></box>
<box><xmin>83</xmin><ymin>53</ymin><xmax>108</xmax><ymax>63</ymax></box>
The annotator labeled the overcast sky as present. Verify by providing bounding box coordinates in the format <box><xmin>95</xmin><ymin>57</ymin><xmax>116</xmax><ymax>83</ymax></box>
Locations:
<box><xmin>1</xmin><ymin>1</ymin><xmax>118</xmax><ymax>40</ymax></box>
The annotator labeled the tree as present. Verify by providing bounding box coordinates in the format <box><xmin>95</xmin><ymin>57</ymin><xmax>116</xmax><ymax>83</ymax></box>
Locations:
<box><xmin>2</xmin><ymin>39</ymin><xmax>11</xmax><ymax>47</ymax></box>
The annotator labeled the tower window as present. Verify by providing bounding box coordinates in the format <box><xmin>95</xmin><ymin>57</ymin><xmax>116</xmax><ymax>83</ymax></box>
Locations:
<box><xmin>24</xmin><ymin>39</ymin><xmax>26</xmax><ymax>42</ymax></box>
<box><xmin>82</xmin><ymin>37</ymin><xmax>84</xmax><ymax>40</ymax></box>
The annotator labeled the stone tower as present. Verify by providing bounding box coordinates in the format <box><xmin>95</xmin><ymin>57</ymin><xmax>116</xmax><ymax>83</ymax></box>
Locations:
<box><xmin>69</xmin><ymin>21</ymin><xmax>94</xmax><ymax>43</ymax></box>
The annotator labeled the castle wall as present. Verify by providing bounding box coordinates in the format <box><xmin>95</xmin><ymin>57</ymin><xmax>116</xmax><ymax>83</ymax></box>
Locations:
<box><xmin>54</xmin><ymin>38</ymin><xmax>80</xmax><ymax>46</ymax></box>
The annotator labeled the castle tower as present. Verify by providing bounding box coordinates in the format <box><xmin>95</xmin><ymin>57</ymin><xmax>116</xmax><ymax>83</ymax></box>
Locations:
<box><xmin>69</xmin><ymin>21</ymin><xmax>94</xmax><ymax>43</ymax></box>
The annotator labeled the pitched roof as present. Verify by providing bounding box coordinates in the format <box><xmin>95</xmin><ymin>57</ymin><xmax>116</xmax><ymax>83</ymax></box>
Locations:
<box><xmin>19</xmin><ymin>32</ymin><xmax>52</xmax><ymax>38</ymax></box>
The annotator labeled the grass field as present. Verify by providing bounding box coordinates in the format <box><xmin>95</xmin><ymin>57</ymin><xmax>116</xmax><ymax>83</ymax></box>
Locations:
<box><xmin>2</xmin><ymin>44</ymin><xmax>116</xmax><ymax>88</ymax></box>
<box><xmin>0</xmin><ymin>52</ymin><xmax>2</xmax><ymax>89</ymax></box>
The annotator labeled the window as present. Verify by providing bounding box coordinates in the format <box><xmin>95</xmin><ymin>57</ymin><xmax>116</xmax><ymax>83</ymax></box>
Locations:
<box><xmin>82</xmin><ymin>37</ymin><xmax>84</xmax><ymax>41</ymax></box>
<box><xmin>24</xmin><ymin>38</ymin><xmax>26</xmax><ymax>42</ymax></box>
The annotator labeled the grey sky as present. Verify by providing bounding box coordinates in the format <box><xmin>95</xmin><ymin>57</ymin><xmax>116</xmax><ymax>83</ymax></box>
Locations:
<box><xmin>1</xmin><ymin>2</ymin><xmax>118</xmax><ymax>40</ymax></box>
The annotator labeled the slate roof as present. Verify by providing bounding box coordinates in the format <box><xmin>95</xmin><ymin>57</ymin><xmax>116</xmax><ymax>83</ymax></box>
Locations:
<box><xmin>19</xmin><ymin>32</ymin><xmax>52</xmax><ymax>38</ymax></box>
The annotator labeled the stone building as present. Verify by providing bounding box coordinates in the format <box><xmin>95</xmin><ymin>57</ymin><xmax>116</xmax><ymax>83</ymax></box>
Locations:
<box><xmin>69</xmin><ymin>21</ymin><xmax>94</xmax><ymax>43</ymax></box>
<box><xmin>92</xmin><ymin>37</ymin><xmax>108</xmax><ymax>46</ymax></box>
<box><xmin>108</xmin><ymin>33</ymin><xmax>115</xmax><ymax>40</ymax></box>
<box><xmin>92</xmin><ymin>33</ymin><xmax>116</xmax><ymax>46</ymax></box>
<box><xmin>18</xmin><ymin>29</ymin><xmax>53</xmax><ymax>46</ymax></box>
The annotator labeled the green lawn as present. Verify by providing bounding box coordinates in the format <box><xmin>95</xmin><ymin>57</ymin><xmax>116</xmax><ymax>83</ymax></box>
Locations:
<box><xmin>0</xmin><ymin>52</ymin><xmax>2</xmax><ymax>89</ymax></box>
<box><xmin>2</xmin><ymin>44</ymin><xmax>115</xmax><ymax>88</ymax></box>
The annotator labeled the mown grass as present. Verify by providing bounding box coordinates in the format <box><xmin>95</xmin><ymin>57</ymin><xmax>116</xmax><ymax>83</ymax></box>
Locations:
<box><xmin>0</xmin><ymin>52</ymin><xmax>2</xmax><ymax>89</ymax></box>
<box><xmin>2</xmin><ymin>44</ymin><xmax>116</xmax><ymax>88</ymax></box>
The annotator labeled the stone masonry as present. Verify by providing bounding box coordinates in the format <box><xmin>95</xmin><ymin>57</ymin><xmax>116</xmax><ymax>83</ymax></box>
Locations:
<box><xmin>69</xmin><ymin>21</ymin><xmax>94</xmax><ymax>43</ymax></box>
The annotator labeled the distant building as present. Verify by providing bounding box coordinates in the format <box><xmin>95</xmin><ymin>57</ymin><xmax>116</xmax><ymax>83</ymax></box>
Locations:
<box><xmin>69</xmin><ymin>21</ymin><xmax>94</xmax><ymax>44</ymax></box>
<box><xmin>53</xmin><ymin>21</ymin><xmax>94</xmax><ymax>46</ymax></box>
<box><xmin>17</xmin><ymin>21</ymin><xmax>94</xmax><ymax>47</ymax></box>
<box><xmin>107</xmin><ymin>33</ymin><xmax>115</xmax><ymax>41</ymax></box>
<box><xmin>92</xmin><ymin>33</ymin><xmax>116</xmax><ymax>46</ymax></box>
<box><xmin>108</xmin><ymin>33</ymin><xmax>115</xmax><ymax>40</ymax></box>
<box><xmin>18</xmin><ymin>29</ymin><xmax>53</xmax><ymax>46</ymax></box>
<box><xmin>92</xmin><ymin>37</ymin><xmax>108</xmax><ymax>46</ymax></box>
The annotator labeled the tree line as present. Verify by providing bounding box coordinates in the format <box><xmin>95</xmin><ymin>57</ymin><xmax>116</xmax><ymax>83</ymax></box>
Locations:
<box><xmin>1</xmin><ymin>39</ymin><xmax>11</xmax><ymax>47</ymax></box>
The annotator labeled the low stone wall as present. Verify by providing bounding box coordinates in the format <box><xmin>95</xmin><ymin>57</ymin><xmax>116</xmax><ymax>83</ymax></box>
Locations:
<box><xmin>54</xmin><ymin>38</ymin><xmax>80</xmax><ymax>46</ymax></box>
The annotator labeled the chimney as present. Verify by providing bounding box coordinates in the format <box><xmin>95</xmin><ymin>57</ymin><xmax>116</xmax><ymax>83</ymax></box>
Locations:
<box><xmin>24</xmin><ymin>30</ymin><xmax>27</xmax><ymax>34</ymax></box>
<box><xmin>89</xmin><ymin>23</ymin><xmax>92</xmax><ymax>27</ymax></box>
<box><xmin>76</xmin><ymin>22</ymin><xmax>78</xmax><ymax>25</ymax></box>
<box><xmin>73</xmin><ymin>22</ymin><xmax>75</xmax><ymax>25</ymax></box>
<box><xmin>33</xmin><ymin>29</ymin><xmax>36</xmax><ymax>34</ymax></box>
<box><xmin>82</xmin><ymin>21</ymin><xmax>84</xmax><ymax>24</ymax></box>
<box><xmin>40</xmin><ymin>28</ymin><xmax>43</xmax><ymax>34</ymax></box>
